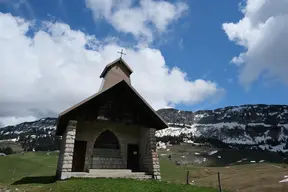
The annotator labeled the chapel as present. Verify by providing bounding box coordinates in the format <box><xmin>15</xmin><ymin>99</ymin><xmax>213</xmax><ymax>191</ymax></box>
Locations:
<box><xmin>55</xmin><ymin>56</ymin><xmax>168</xmax><ymax>180</ymax></box>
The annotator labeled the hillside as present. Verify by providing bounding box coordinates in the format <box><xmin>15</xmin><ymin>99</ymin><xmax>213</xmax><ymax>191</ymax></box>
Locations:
<box><xmin>0</xmin><ymin>104</ymin><xmax>288</xmax><ymax>152</ymax></box>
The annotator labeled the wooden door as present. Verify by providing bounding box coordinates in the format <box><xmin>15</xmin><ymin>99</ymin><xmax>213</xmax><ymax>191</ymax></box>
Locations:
<box><xmin>72</xmin><ymin>140</ymin><xmax>87</xmax><ymax>172</ymax></box>
<box><xmin>127</xmin><ymin>144</ymin><xmax>139</xmax><ymax>171</ymax></box>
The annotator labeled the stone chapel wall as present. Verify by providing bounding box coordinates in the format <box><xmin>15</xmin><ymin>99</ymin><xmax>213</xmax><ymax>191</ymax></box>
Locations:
<box><xmin>56</xmin><ymin>132</ymin><xmax>66</xmax><ymax>178</ymax></box>
<box><xmin>75</xmin><ymin>121</ymin><xmax>140</xmax><ymax>170</ymax></box>
<box><xmin>139</xmin><ymin>128</ymin><xmax>161</xmax><ymax>179</ymax></box>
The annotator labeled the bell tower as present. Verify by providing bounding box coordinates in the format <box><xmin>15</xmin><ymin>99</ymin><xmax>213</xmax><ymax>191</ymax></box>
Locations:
<box><xmin>99</xmin><ymin>57</ymin><xmax>133</xmax><ymax>91</ymax></box>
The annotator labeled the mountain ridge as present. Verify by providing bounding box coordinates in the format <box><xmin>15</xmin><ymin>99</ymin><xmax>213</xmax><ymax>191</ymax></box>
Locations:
<box><xmin>1</xmin><ymin>104</ymin><xmax>288</xmax><ymax>152</ymax></box>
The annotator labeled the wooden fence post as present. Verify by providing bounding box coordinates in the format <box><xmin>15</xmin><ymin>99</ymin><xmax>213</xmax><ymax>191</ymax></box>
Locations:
<box><xmin>186</xmin><ymin>170</ymin><xmax>190</xmax><ymax>185</ymax></box>
<box><xmin>218</xmin><ymin>172</ymin><xmax>222</xmax><ymax>192</ymax></box>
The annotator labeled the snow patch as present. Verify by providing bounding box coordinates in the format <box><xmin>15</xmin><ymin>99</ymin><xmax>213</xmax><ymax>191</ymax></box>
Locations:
<box><xmin>208</xmin><ymin>150</ymin><xmax>218</xmax><ymax>155</ymax></box>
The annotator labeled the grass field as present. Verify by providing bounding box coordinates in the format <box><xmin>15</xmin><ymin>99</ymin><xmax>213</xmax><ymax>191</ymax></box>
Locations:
<box><xmin>160</xmin><ymin>158</ymin><xmax>288</xmax><ymax>192</ymax></box>
<box><xmin>0</xmin><ymin>145</ymin><xmax>287</xmax><ymax>192</ymax></box>
<box><xmin>158</xmin><ymin>144</ymin><xmax>288</xmax><ymax>192</ymax></box>
<box><xmin>0</xmin><ymin>152</ymin><xmax>216</xmax><ymax>192</ymax></box>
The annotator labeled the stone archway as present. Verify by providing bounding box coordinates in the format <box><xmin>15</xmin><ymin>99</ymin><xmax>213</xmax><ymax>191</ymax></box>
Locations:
<box><xmin>91</xmin><ymin>130</ymin><xmax>124</xmax><ymax>169</ymax></box>
<box><xmin>94</xmin><ymin>130</ymin><xmax>120</xmax><ymax>149</ymax></box>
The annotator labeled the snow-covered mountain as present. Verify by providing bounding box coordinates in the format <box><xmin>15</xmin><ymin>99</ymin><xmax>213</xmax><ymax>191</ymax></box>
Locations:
<box><xmin>157</xmin><ymin>104</ymin><xmax>288</xmax><ymax>152</ymax></box>
<box><xmin>0</xmin><ymin>118</ymin><xmax>59</xmax><ymax>151</ymax></box>
<box><xmin>0</xmin><ymin>104</ymin><xmax>288</xmax><ymax>152</ymax></box>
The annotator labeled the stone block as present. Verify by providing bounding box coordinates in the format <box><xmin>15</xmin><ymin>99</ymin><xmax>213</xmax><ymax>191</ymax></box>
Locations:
<box><xmin>66</xmin><ymin>135</ymin><xmax>75</xmax><ymax>140</ymax></box>
<box><xmin>153</xmin><ymin>164</ymin><xmax>160</xmax><ymax>169</ymax></box>
<box><xmin>63</xmin><ymin>160</ymin><xmax>72</xmax><ymax>164</ymax></box>
<box><xmin>60</xmin><ymin>172</ymin><xmax>72</xmax><ymax>180</ymax></box>
<box><xmin>154</xmin><ymin>176</ymin><xmax>161</xmax><ymax>180</ymax></box>
<box><xmin>152</xmin><ymin>153</ymin><xmax>158</xmax><ymax>158</ymax></box>
<box><xmin>154</xmin><ymin>168</ymin><xmax>160</xmax><ymax>173</ymax></box>
<box><xmin>62</xmin><ymin>163</ymin><xmax>72</xmax><ymax>169</ymax></box>
<box><xmin>66</xmin><ymin>139</ymin><xmax>75</xmax><ymax>144</ymax></box>
<box><xmin>152</xmin><ymin>157</ymin><xmax>158</xmax><ymax>161</ymax></box>
<box><xmin>67</xmin><ymin>131</ymin><xmax>76</xmax><ymax>136</ymax></box>
<box><xmin>64</xmin><ymin>152</ymin><xmax>73</xmax><ymax>157</ymax></box>
<box><xmin>65</xmin><ymin>147</ymin><xmax>74</xmax><ymax>153</ymax></box>
<box><xmin>153</xmin><ymin>171</ymin><xmax>160</xmax><ymax>176</ymax></box>
<box><xmin>65</xmin><ymin>144</ymin><xmax>74</xmax><ymax>148</ymax></box>
<box><xmin>153</xmin><ymin>161</ymin><xmax>159</xmax><ymax>165</ymax></box>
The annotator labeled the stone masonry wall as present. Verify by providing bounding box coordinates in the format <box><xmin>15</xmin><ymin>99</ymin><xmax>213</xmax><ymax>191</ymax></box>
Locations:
<box><xmin>139</xmin><ymin>127</ymin><xmax>151</xmax><ymax>172</ymax></box>
<box><xmin>91</xmin><ymin>148</ymin><xmax>125</xmax><ymax>169</ymax></box>
<box><xmin>56</xmin><ymin>120</ymin><xmax>77</xmax><ymax>180</ymax></box>
<box><xmin>56</xmin><ymin>131</ymin><xmax>66</xmax><ymax>178</ymax></box>
<box><xmin>56</xmin><ymin>120</ymin><xmax>161</xmax><ymax>180</ymax></box>
<box><xmin>91</xmin><ymin>157</ymin><xmax>125</xmax><ymax>169</ymax></box>
<box><xmin>139</xmin><ymin>128</ymin><xmax>161</xmax><ymax>179</ymax></box>
<box><xmin>75</xmin><ymin>121</ymin><xmax>140</xmax><ymax>171</ymax></box>
<box><xmin>149</xmin><ymin>128</ymin><xmax>161</xmax><ymax>180</ymax></box>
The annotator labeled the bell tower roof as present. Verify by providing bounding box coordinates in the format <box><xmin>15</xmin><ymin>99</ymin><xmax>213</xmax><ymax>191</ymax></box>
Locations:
<box><xmin>100</xmin><ymin>57</ymin><xmax>133</xmax><ymax>78</ymax></box>
<box><xmin>99</xmin><ymin>57</ymin><xmax>133</xmax><ymax>91</ymax></box>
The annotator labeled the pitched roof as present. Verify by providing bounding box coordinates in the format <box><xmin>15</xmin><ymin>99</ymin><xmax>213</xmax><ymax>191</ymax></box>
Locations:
<box><xmin>100</xmin><ymin>58</ymin><xmax>133</xmax><ymax>78</ymax></box>
<box><xmin>56</xmin><ymin>80</ymin><xmax>168</xmax><ymax>135</ymax></box>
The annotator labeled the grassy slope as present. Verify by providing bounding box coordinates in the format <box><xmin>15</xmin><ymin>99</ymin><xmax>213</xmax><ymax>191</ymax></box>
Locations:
<box><xmin>0</xmin><ymin>152</ymin><xmax>216</xmax><ymax>192</ymax></box>
<box><xmin>158</xmin><ymin>144</ymin><xmax>288</xmax><ymax>192</ymax></box>
<box><xmin>1</xmin><ymin>147</ymin><xmax>288</xmax><ymax>192</ymax></box>
<box><xmin>53</xmin><ymin>179</ymin><xmax>216</xmax><ymax>192</ymax></box>
<box><xmin>160</xmin><ymin>158</ymin><xmax>288</xmax><ymax>192</ymax></box>
<box><xmin>0</xmin><ymin>152</ymin><xmax>57</xmax><ymax>184</ymax></box>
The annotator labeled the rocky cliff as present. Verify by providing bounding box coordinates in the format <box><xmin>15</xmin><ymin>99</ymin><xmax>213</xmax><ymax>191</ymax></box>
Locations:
<box><xmin>0</xmin><ymin>104</ymin><xmax>288</xmax><ymax>152</ymax></box>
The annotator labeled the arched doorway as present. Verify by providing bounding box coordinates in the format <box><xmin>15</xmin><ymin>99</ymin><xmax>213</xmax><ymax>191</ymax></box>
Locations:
<box><xmin>91</xmin><ymin>130</ymin><xmax>124</xmax><ymax>169</ymax></box>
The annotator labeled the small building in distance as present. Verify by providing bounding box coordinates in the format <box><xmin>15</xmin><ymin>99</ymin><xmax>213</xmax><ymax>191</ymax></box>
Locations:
<box><xmin>55</xmin><ymin>57</ymin><xmax>168</xmax><ymax>180</ymax></box>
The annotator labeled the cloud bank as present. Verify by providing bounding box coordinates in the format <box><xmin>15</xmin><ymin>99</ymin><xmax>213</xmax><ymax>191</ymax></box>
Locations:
<box><xmin>223</xmin><ymin>0</ymin><xmax>288</xmax><ymax>88</ymax></box>
<box><xmin>0</xmin><ymin>13</ymin><xmax>223</xmax><ymax>126</ymax></box>
<box><xmin>85</xmin><ymin>0</ymin><xmax>188</xmax><ymax>42</ymax></box>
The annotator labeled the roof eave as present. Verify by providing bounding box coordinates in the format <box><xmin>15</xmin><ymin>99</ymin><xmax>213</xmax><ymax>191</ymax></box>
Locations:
<box><xmin>124</xmin><ymin>81</ymin><xmax>168</xmax><ymax>129</ymax></box>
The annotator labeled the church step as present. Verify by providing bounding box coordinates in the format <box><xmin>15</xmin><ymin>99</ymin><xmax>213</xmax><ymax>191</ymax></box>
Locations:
<box><xmin>130</xmin><ymin>172</ymin><xmax>150</xmax><ymax>175</ymax></box>
<box><xmin>123</xmin><ymin>175</ymin><xmax>153</xmax><ymax>179</ymax></box>
<box><xmin>88</xmin><ymin>169</ymin><xmax>132</xmax><ymax>174</ymax></box>
<box><xmin>85</xmin><ymin>173</ymin><xmax>149</xmax><ymax>177</ymax></box>
<box><xmin>85</xmin><ymin>169</ymin><xmax>151</xmax><ymax>179</ymax></box>
<box><xmin>78</xmin><ymin>174</ymin><xmax>153</xmax><ymax>179</ymax></box>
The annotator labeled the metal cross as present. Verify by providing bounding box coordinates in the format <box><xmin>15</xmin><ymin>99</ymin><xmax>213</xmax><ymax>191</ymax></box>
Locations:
<box><xmin>117</xmin><ymin>49</ymin><xmax>126</xmax><ymax>58</ymax></box>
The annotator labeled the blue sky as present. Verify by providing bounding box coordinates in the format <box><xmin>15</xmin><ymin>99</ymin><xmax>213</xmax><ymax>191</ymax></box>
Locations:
<box><xmin>0</xmin><ymin>0</ymin><xmax>288</xmax><ymax>125</ymax></box>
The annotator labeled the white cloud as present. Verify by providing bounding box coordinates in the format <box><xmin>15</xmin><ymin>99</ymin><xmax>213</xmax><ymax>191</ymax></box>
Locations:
<box><xmin>0</xmin><ymin>116</ymin><xmax>37</xmax><ymax>127</ymax></box>
<box><xmin>85</xmin><ymin>0</ymin><xmax>188</xmax><ymax>42</ymax></box>
<box><xmin>223</xmin><ymin>0</ymin><xmax>288</xmax><ymax>88</ymax></box>
<box><xmin>0</xmin><ymin>13</ymin><xmax>223</xmax><ymax>126</ymax></box>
